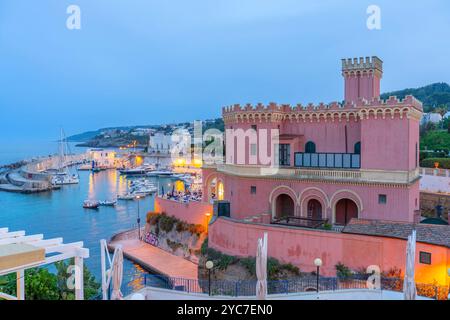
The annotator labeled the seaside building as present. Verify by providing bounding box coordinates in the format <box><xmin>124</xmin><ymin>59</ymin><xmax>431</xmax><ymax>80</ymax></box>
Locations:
<box><xmin>148</xmin><ymin>132</ymin><xmax>173</xmax><ymax>155</ymax></box>
<box><xmin>153</xmin><ymin>57</ymin><xmax>450</xmax><ymax>287</ymax></box>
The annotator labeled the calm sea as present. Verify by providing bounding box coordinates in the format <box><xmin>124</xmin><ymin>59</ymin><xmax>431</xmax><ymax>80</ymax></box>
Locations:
<box><xmin>0</xmin><ymin>139</ymin><xmax>174</xmax><ymax>295</ymax></box>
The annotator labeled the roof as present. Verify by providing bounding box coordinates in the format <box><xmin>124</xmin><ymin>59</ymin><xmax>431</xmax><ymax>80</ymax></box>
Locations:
<box><xmin>342</xmin><ymin>219</ymin><xmax>450</xmax><ymax>248</ymax></box>
<box><xmin>420</xmin><ymin>217</ymin><xmax>449</xmax><ymax>226</ymax></box>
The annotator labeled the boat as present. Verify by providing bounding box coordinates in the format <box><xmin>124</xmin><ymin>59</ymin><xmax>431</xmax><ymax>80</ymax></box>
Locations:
<box><xmin>51</xmin><ymin>129</ymin><xmax>80</xmax><ymax>185</ymax></box>
<box><xmin>118</xmin><ymin>167</ymin><xmax>148</xmax><ymax>176</ymax></box>
<box><xmin>99</xmin><ymin>200</ymin><xmax>117</xmax><ymax>206</ymax></box>
<box><xmin>133</xmin><ymin>186</ymin><xmax>157</xmax><ymax>196</ymax></box>
<box><xmin>117</xmin><ymin>193</ymin><xmax>136</xmax><ymax>200</ymax></box>
<box><xmin>146</xmin><ymin>169</ymin><xmax>173</xmax><ymax>177</ymax></box>
<box><xmin>83</xmin><ymin>200</ymin><xmax>99</xmax><ymax>209</ymax></box>
<box><xmin>52</xmin><ymin>173</ymin><xmax>80</xmax><ymax>185</ymax></box>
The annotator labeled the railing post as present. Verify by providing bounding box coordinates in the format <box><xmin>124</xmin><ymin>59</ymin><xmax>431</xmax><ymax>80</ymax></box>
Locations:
<box><xmin>285</xmin><ymin>280</ymin><xmax>289</xmax><ymax>294</ymax></box>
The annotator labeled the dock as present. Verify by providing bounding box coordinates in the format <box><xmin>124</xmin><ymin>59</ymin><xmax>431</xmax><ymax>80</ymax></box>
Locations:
<box><xmin>108</xmin><ymin>236</ymin><xmax>198</xmax><ymax>280</ymax></box>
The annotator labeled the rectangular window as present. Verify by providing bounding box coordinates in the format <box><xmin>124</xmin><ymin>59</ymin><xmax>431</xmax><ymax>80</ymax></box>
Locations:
<box><xmin>279</xmin><ymin>144</ymin><xmax>290</xmax><ymax>166</ymax></box>
<box><xmin>415</xmin><ymin>143</ymin><xmax>418</xmax><ymax>168</ymax></box>
<box><xmin>378</xmin><ymin>194</ymin><xmax>387</xmax><ymax>204</ymax></box>
<box><xmin>251</xmin><ymin>124</ymin><xmax>257</xmax><ymax>131</ymax></box>
<box><xmin>250</xmin><ymin>186</ymin><xmax>257</xmax><ymax>194</ymax></box>
<box><xmin>250</xmin><ymin>143</ymin><xmax>257</xmax><ymax>156</ymax></box>
<box><xmin>419</xmin><ymin>252</ymin><xmax>431</xmax><ymax>265</ymax></box>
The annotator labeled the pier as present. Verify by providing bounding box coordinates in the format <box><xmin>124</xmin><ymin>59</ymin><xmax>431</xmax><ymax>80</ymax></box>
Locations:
<box><xmin>0</xmin><ymin>153</ymin><xmax>88</xmax><ymax>194</ymax></box>
<box><xmin>108</xmin><ymin>229</ymin><xmax>198</xmax><ymax>280</ymax></box>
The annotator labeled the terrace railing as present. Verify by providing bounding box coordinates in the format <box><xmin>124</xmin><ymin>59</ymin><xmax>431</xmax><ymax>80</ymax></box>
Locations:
<box><xmin>271</xmin><ymin>216</ymin><xmax>328</xmax><ymax>229</ymax></box>
<box><xmin>295</xmin><ymin>152</ymin><xmax>361</xmax><ymax>169</ymax></box>
<box><xmin>119</xmin><ymin>274</ymin><xmax>449</xmax><ymax>300</ymax></box>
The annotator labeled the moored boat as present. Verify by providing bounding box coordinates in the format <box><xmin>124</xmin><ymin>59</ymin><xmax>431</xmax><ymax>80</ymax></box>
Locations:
<box><xmin>83</xmin><ymin>200</ymin><xmax>99</xmax><ymax>209</ymax></box>
<box><xmin>99</xmin><ymin>200</ymin><xmax>117</xmax><ymax>206</ymax></box>
<box><xmin>117</xmin><ymin>193</ymin><xmax>135</xmax><ymax>200</ymax></box>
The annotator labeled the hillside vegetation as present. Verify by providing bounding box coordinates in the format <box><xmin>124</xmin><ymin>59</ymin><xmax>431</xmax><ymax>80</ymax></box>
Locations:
<box><xmin>381</xmin><ymin>82</ymin><xmax>450</xmax><ymax>112</ymax></box>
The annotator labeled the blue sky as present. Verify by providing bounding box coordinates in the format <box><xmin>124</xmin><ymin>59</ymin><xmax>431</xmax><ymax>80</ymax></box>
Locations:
<box><xmin>1</xmin><ymin>0</ymin><xmax>450</xmax><ymax>141</ymax></box>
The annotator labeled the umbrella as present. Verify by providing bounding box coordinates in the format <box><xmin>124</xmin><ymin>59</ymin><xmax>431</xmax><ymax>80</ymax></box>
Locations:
<box><xmin>256</xmin><ymin>232</ymin><xmax>268</xmax><ymax>300</ymax></box>
<box><xmin>110</xmin><ymin>245</ymin><xmax>124</xmax><ymax>300</ymax></box>
<box><xmin>403</xmin><ymin>229</ymin><xmax>417</xmax><ymax>300</ymax></box>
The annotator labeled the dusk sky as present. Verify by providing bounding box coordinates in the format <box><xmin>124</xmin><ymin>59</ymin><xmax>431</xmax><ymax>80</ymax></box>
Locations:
<box><xmin>1</xmin><ymin>0</ymin><xmax>450</xmax><ymax>141</ymax></box>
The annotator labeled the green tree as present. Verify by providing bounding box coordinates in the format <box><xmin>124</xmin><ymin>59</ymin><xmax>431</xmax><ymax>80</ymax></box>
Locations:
<box><xmin>55</xmin><ymin>259</ymin><xmax>101</xmax><ymax>300</ymax></box>
<box><xmin>0</xmin><ymin>261</ymin><xmax>100</xmax><ymax>300</ymax></box>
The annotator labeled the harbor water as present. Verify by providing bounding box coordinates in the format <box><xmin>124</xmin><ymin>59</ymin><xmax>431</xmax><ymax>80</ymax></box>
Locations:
<box><xmin>0</xmin><ymin>140</ymin><xmax>175</xmax><ymax>295</ymax></box>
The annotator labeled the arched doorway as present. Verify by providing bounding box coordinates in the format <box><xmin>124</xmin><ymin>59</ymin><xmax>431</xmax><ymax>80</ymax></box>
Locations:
<box><xmin>335</xmin><ymin>199</ymin><xmax>358</xmax><ymax>225</ymax></box>
<box><xmin>275</xmin><ymin>194</ymin><xmax>295</xmax><ymax>218</ymax></box>
<box><xmin>307</xmin><ymin>199</ymin><xmax>322</xmax><ymax>220</ymax></box>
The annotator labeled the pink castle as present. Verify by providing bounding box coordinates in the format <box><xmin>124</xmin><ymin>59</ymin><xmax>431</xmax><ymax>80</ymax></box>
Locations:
<box><xmin>203</xmin><ymin>56</ymin><xmax>423</xmax><ymax>225</ymax></box>
<box><xmin>154</xmin><ymin>57</ymin><xmax>449</xmax><ymax>286</ymax></box>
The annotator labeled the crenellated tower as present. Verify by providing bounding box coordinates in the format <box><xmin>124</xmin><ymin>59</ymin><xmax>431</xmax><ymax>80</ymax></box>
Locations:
<box><xmin>342</xmin><ymin>56</ymin><xmax>383</xmax><ymax>104</ymax></box>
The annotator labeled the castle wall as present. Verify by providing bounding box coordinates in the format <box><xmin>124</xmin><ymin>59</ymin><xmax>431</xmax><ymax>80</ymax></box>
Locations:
<box><xmin>209</xmin><ymin>217</ymin><xmax>450</xmax><ymax>286</ymax></box>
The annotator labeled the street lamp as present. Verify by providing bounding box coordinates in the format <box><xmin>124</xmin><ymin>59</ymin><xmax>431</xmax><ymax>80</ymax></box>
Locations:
<box><xmin>314</xmin><ymin>258</ymin><xmax>323</xmax><ymax>293</ymax></box>
<box><xmin>205</xmin><ymin>260</ymin><xmax>214</xmax><ymax>296</ymax></box>
<box><xmin>136</xmin><ymin>195</ymin><xmax>142</xmax><ymax>240</ymax></box>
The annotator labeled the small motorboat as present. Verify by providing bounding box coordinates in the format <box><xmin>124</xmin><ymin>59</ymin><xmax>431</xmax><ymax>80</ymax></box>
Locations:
<box><xmin>83</xmin><ymin>200</ymin><xmax>99</xmax><ymax>209</ymax></box>
<box><xmin>117</xmin><ymin>193</ymin><xmax>135</xmax><ymax>200</ymax></box>
<box><xmin>99</xmin><ymin>200</ymin><xmax>117</xmax><ymax>206</ymax></box>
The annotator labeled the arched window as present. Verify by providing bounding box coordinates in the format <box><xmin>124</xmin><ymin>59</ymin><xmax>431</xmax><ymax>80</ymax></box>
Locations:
<box><xmin>305</xmin><ymin>141</ymin><xmax>316</xmax><ymax>153</ymax></box>
<box><xmin>354</xmin><ymin>142</ymin><xmax>361</xmax><ymax>154</ymax></box>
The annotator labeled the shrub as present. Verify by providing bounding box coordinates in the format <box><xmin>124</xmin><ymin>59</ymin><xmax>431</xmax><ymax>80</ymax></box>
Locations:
<box><xmin>420</xmin><ymin>158</ymin><xmax>450</xmax><ymax>169</ymax></box>
<box><xmin>322</xmin><ymin>223</ymin><xmax>332</xmax><ymax>230</ymax></box>
<box><xmin>166</xmin><ymin>239</ymin><xmax>183</xmax><ymax>252</ymax></box>
<box><xmin>201</xmin><ymin>238</ymin><xmax>209</xmax><ymax>256</ymax></box>
<box><xmin>158</xmin><ymin>213</ymin><xmax>177</xmax><ymax>232</ymax></box>
<box><xmin>240</xmin><ymin>257</ymin><xmax>256</xmax><ymax>276</ymax></box>
<box><xmin>146</xmin><ymin>211</ymin><xmax>160</xmax><ymax>225</ymax></box>
<box><xmin>282</xmin><ymin>263</ymin><xmax>300</xmax><ymax>276</ymax></box>
<box><xmin>188</xmin><ymin>224</ymin><xmax>205</xmax><ymax>236</ymax></box>
<box><xmin>335</xmin><ymin>262</ymin><xmax>352</xmax><ymax>279</ymax></box>
<box><xmin>176</xmin><ymin>221</ymin><xmax>187</xmax><ymax>232</ymax></box>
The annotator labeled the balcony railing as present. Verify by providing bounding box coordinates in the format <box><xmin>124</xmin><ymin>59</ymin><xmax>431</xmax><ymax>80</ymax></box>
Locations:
<box><xmin>295</xmin><ymin>152</ymin><xmax>361</xmax><ymax>169</ymax></box>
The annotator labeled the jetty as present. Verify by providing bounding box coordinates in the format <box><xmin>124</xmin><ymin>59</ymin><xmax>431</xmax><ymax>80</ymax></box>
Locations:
<box><xmin>108</xmin><ymin>229</ymin><xmax>198</xmax><ymax>280</ymax></box>
<box><xmin>0</xmin><ymin>153</ymin><xmax>87</xmax><ymax>194</ymax></box>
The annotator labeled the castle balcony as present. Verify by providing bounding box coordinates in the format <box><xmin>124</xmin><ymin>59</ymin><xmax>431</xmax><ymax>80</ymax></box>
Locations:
<box><xmin>215</xmin><ymin>163</ymin><xmax>420</xmax><ymax>185</ymax></box>
<box><xmin>294</xmin><ymin>152</ymin><xmax>360</xmax><ymax>169</ymax></box>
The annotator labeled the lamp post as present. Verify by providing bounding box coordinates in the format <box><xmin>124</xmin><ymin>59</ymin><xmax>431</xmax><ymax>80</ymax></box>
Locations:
<box><xmin>205</xmin><ymin>260</ymin><xmax>214</xmax><ymax>296</ymax></box>
<box><xmin>314</xmin><ymin>258</ymin><xmax>323</xmax><ymax>293</ymax></box>
<box><xmin>136</xmin><ymin>195</ymin><xmax>141</xmax><ymax>240</ymax></box>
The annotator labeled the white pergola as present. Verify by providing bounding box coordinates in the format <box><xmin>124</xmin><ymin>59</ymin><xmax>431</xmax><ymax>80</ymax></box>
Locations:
<box><xmin>0</xmin><ymin>227</ymin><xmax>89</xmax><ymax>300</ymax></box>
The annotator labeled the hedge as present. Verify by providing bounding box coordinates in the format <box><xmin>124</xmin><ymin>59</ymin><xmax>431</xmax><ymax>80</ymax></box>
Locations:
<box><xmin>420</xmin><ymin>158</ymin><xmax>450</xmax><ymax>169</ymax></box>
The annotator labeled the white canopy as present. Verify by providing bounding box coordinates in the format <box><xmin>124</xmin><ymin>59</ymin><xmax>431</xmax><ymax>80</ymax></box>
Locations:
<box><xmin>256</xmin><ymin>232</ymin><xmax>268</xmax><ymax>300</ymax></box>
<box><xmin>403</xmin><ymin>229</ymin><xmax>417</xmax><ymax>300</ymax></box>
<box><xmin>0</xmin><ymin>227</ymin><xmax>89</xmax><ymax>300</ymax></box>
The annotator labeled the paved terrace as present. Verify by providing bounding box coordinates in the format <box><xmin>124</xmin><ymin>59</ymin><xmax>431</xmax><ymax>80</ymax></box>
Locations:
<box><xmin>109</xmin><ymin>238</ymin><xmax>198</xmax><ymax>280</ymax></box>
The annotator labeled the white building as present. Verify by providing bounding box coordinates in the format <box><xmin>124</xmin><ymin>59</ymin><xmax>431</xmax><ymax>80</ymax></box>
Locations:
<box><xmin>421</xmin><ymin>113</ymin><xmax>443</xmax><ymax>125</ymax></box>
<box><xmin>148</xmin><ymin>132</ymin><xmax>173</xmax><ymax>154</ymax></box>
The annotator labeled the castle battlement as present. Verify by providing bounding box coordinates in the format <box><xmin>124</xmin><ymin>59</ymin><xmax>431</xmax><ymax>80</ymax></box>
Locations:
<box><xmin>342</xmin><ymin>56</ymin><xmax>383</xmax><ymax>73</ymax></box>
<box><xmin>222</xmin><ymin>95</ymin><xmax>423</xmax><ymax>115</ymax></box>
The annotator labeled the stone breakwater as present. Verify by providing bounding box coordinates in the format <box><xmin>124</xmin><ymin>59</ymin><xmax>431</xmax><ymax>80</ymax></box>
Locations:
<box><xmin>0</xmin><ymin>153</ymin><xmax>88</xmax><ymax>193</ymax></box>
